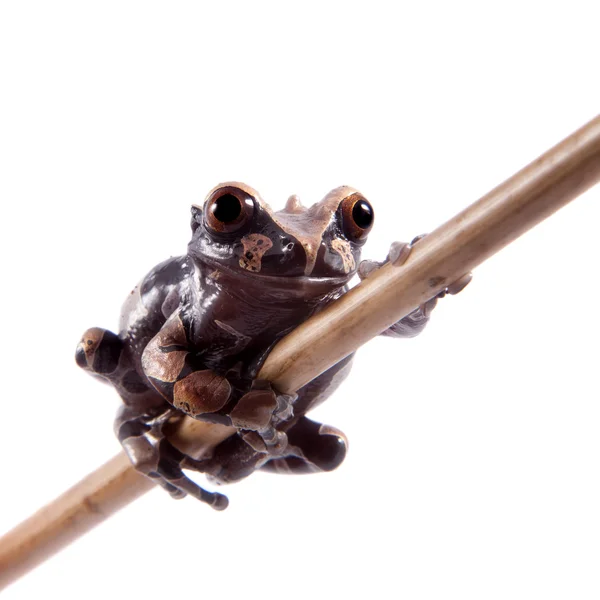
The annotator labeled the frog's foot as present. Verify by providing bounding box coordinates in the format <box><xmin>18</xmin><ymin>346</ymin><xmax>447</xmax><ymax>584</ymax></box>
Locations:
<box><xmin>230</xmin><ymin>381</ymin><xmax>297</xmax><ymax>456</ymax></box>
<box><xmin>75</xmin><ymin>327</ymin><xmax>123</xmax><ymax>375</ymax></box>
<box><xmin>261</xmin><ymin>416</ymin><xmax>348</xmax><ymax>475</ymax></box>
<box><xmin>361</xmin><ymin>236</ymin><xmax>472</xmax><ymax>313</ymax></box>
<box><xmin>116</xmin><ymin>406</ymin><xmax>228</xmax><ymax>510</ymax></box>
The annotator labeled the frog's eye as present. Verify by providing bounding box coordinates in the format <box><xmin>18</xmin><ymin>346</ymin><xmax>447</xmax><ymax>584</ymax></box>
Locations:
<box><xmin>340</xmin><ymin>194</ymin><xmax>374</xmax><ymax>241</ymax></box>
<box><xmin>204</xmin><ymin>187</ymin><xmax>255</xmax><ymax>234</ymax></box>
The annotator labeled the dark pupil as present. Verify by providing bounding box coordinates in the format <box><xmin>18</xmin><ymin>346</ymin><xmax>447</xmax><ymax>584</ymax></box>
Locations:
<box><xmin>212</xmin><ymin>194</ymin><xmax>242</xmax><ymax>222</ymax></box>
<box><xmin>352</xmin><ymin>200</ymin><xmax>373</xmax><ymax>229</ymax></box>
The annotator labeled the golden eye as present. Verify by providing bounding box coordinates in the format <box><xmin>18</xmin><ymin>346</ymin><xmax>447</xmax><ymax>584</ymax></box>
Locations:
<box><xmin>204</xmin><ymin>186</ymin><xmax>255</xmax><ymax>234</ymax></box>
<box><xmin>340</xmin><ymin>193</ymin><xmax>374</xmax><ymax>241</ymax></box>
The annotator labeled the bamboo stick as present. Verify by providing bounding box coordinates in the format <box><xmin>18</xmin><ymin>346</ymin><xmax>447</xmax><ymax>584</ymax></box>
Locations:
<box><xmin>0</xmin><ymin>454</ymin><xmax>152</xmax><ymax>589</ymax></box>
<box><xmin>1</xmin><ymin>114</ymin><xmax>599</xmax><ymax>590</ymax></box>
<box><xmin>0</xmin><ymin>421</ymin><xmax>235</xmax><ymax>590</ymax></box>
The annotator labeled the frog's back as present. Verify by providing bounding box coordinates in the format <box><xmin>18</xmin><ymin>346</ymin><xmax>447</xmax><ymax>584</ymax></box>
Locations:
<box><xmin>119</xmin><ymin>255</ymin><xmax>193</xmax><ymax>367</ymax></box>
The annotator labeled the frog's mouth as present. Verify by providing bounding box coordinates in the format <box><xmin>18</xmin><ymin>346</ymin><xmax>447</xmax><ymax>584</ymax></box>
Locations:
<box><xmin>195</xmin><ymin>255</ymin><xmax>353</xmax><ymax>299</ymax></box>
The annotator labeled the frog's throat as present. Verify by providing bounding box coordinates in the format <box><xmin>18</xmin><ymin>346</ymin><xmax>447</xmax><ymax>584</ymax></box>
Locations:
<box><xmin>194</xmin><ymin>255</ymin><xmax>351</xmax><ymax>298</ymax></box>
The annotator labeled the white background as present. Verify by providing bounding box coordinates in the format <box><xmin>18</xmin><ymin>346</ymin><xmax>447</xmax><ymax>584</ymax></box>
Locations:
<box><xmin>1</xmin><ymin>2</ymin><xmax>599</xmax><ymax>599</ymax></box>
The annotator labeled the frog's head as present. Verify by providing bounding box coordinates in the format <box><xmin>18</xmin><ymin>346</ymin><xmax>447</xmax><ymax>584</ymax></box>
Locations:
<box><xmin>188</xmin><ymin>182</ymin><xmax>374</xmax><ymax>292</ymax></box>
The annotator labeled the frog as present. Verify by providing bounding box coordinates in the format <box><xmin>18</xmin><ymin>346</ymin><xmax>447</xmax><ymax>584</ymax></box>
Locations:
<box><xmin>75</xmin><ymin>182</ymin><xmax>470</xmax><ymax>510</ymax></box>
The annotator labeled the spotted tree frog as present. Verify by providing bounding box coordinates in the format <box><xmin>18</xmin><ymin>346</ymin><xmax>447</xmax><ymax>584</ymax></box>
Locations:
<box><xmin>76</xmin><ymin>183</ymin><xmax>469</xmax><ymax>509</ymax></box>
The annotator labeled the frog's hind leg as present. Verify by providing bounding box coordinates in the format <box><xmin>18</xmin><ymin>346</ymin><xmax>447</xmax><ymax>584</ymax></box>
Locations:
<box><xmin>115</xmin><ymin>404</ymin><xmax>229</xmax><ymax>510</ymax></box>
<box><xmin>76</xmin><ymin>326</ymin><xmax>159</xmax><ymax>404</ymax></box>
<box><xmin>77</xmin><ymin>327</ymin><xmax>228</xmax><ymax>510</ymax></box>
<box><xmin>261</xmin><ymin>416</ymin><xmax>348</xmax><ymax>475</ymax></box>
<box><xmin>75</xmin><ymin>327</ymin><xmax>123</xmax><ymax>377</ymax></box>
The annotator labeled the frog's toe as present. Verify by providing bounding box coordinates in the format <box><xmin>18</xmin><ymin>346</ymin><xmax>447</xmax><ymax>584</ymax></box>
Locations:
<box><xmin>358</xmin><ymin>259</ymin><xmax>383</xmax><ymax>280</ymax></box>
<box><xmin>387</xmin><ymin>241</ymin><xmax>412</xmax><ymax>266</ymax></box>
<box><xmin>261</xmin><ymin>428</ymin><xmax>289</xmax><ymax>455</ymax></box>
<box><xmin>446</xmin><ymin>272</ymin><xmax>473</xmax><ymax>295</ymax></box>
<box><xmin>153</xmin><ymin>478</ymin><xmax>187</xmax><ymax>499</ymax></box>
<box><xmin>359</xmin><ymin>237</ymin><xmax>422</xmax><ymax>279</ymax></box>
<box><xmin>169</xmin><ymin>487</ymin><xmax>187</xmax><ymax>500</ymax></box>
<box><xmin>164</xmin><ymin>472</ymin><xmax>229</xmax><ymax>510</ymax></box>
<box><xmin>150</xmin><ymin>466</ymin><xmax>228</xmax><ymax>508</ymax></box>
<box><xmin>149</xmin><ymin>445</ymin><xmax>228</xmax><ymax>509</ymax></box>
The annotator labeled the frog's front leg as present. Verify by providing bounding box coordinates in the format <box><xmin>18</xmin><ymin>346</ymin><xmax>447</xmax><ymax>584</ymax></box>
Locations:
<box><xmin>228</xmin><ymin>380</ymin><xmax>297</xmax><ymax>454</ymax></box>
<box><xmin>115</xmin><ymin>404</ymin><xmax>228</xmax><ymax>509</ymax></box>
<box><xmin>141</xmin><ymin>311</ymin><xmax>232</xmax><ymax>415</ymax></box>
<box><xmin>358</xmin><ymin>235</ymin><xmax>472</xmax><ymax>338</ymax></box>
<box><xmin>142</xmin><ymin>312</ymin><xmax>294</xmax><ymax>455</ymax></box>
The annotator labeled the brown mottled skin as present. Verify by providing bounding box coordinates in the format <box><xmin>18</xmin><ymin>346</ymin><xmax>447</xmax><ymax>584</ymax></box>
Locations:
<box><xmin>76</xmin><ymin>182</ymin><xmax>457</xmax><ymax>510</ymax></box>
